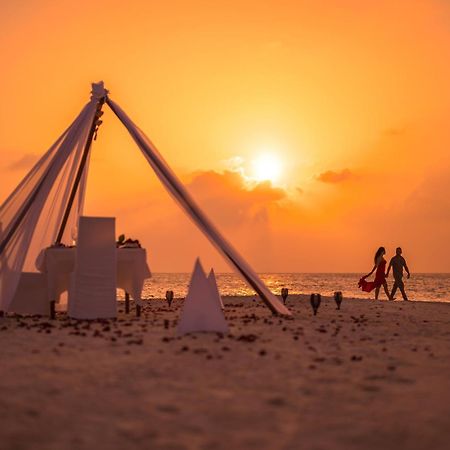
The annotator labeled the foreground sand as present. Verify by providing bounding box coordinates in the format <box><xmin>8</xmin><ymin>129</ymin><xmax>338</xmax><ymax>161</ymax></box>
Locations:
<box><xmin>1</xmin><ymin>295</ymin><xmax>449</xmax><ymax>450</ymax></box>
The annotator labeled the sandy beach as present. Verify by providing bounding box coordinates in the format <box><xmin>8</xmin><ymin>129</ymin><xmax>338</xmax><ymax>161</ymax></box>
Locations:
<box><xmin>0</xmin><ymin>295</ymin><xmax>449</xmax><ymax>450</ymax></box>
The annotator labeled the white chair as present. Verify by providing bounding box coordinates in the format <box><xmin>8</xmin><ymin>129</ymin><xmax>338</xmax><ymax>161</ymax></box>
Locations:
<box><xmin>8</xmin><ymin>272</ymin><xmax>50</xmax><ymax>315</ymax></box>
<box><xmin>68</xmin><ymin>216</ymin><xmax>117</xmax><ymax>319</ymax></box>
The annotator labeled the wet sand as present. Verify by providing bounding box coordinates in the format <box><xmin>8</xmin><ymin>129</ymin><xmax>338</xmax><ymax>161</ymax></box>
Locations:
<box><xmin>0</xmin><ymin>295</ymin><xmax>449</xmax><ymax>450</ymax></box>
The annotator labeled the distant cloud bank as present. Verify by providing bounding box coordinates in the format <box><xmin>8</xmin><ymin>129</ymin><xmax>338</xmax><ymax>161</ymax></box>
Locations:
<box><xmin>317</xmin><ymin>168</ymin><xmax>356</xmax><ymax>184</ymax></box>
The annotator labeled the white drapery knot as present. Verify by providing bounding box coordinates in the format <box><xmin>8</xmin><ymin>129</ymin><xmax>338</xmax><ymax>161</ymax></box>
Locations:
<box><xmin>90</xmin><ymin>81</ymin><xmax>109</xmax><ymax>101</ymax></box>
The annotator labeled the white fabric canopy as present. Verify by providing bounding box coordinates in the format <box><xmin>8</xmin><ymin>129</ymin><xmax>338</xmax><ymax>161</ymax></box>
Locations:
<box><xmin>0</xmin><ymin>82</ymin><xmax>291</xmax><ymax>316</ymax></box>
<box><xmin>0</xmin><ymin>86</ymin><xmax>103</xmax><ymax>311</ymax></box>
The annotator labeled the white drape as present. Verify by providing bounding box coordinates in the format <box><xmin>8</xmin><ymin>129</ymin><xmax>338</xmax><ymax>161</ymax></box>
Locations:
<box><xmin>0</xmin><ymin>87</ymin><xmax>102</xmax><ymax>311</ymax></box>
<box><xmin>106</xmin><ymin>97</ymin><xmax>291</xmax><ymax>316</ymax></box>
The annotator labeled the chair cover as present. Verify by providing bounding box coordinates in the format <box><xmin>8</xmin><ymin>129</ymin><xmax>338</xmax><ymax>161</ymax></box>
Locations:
<box><xmin>68</xmin><ymin>216</ymin><xmax>117</xmax><ymax>319</ymax></box>
<box><xmin>177</xmin><ymin>259</ymin><xmax>228</xmax><ymax>335</ymax></box>
<box><xmin>8</xmin><ymin>272</ymin><xmax>49</xmax><ymax>315</ymax></box>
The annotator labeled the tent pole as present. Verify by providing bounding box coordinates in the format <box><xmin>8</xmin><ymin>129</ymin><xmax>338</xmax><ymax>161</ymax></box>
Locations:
<box><xmin>54</xmin><ymin>97</ymin><xmax>105</xmax><ymax>244</ymax></box>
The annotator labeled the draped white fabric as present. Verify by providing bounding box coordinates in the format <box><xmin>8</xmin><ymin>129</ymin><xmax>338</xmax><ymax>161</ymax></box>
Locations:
<box><xmin>106</xmin><ymin>97</ymin><xmax>291</xmax><ymax>316</ymax></box>
<box><xmin>0</xmin><ymin>89</ymin><xmax>102</xmax><ymax>311</ymax></box>
<box><xmin>35</xmin><ymin>247</ymin><xmax>151</xmax><ymax>305</ymax></box>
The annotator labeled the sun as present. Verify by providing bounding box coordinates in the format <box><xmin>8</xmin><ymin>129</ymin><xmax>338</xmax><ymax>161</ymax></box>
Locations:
<box><xmin>251</xmin><ymin>153</ymin><xmax>283</xmax><ymax>183</ymax></box>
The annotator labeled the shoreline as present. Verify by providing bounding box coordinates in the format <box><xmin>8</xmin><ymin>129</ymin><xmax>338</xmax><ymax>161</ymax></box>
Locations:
<box><xmin>141</xmin><ymin>273</ymin><xmax>450</xmax><ymax>304</ymax></box>
<box><xmin>139</xmin><ymin>294</ymin><xmax>450</xmax><ymax>305</ymax></box>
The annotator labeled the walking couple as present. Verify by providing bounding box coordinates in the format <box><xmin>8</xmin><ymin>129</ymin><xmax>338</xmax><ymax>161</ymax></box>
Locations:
<box><xmin>359</xmin><ymin>247</ymin><xmax>411</xmax><ymax>300</ymax></box>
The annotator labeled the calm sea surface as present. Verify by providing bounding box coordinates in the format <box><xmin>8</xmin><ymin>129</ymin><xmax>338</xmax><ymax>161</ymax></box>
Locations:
<box><xmin>138</xmin><ymin>273</ymin><xmax>450</xmax><ymax>303</ymax></box>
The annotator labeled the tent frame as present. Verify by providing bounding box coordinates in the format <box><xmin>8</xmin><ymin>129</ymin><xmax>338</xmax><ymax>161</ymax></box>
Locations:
<box><xmin>0</xmin><ymin>82</ymin><xmax>292</xmax><ymax>317</ymax></box>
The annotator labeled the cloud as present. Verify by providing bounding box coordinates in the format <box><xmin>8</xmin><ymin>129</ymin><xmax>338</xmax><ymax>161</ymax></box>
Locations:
<box><xmin>7</xmin><ymin>153</ymin><xmax>38</xmax><ymax>171</ymax></box>
<box><xmin>186</xmin><ymin>170</ymin><xmax>286</xmax><ymax>227</ymax></box>
<box><xmin>317</xmin><ymin>168</ymin><xmax>356</xmax><ymax>184</ymax></box>
<box><xmin>188</xmin><ymin>170</ymin><xmax>286</xmax><ymax>202</ymax></box>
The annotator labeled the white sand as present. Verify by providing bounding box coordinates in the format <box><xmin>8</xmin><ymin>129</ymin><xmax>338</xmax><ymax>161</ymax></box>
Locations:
<box><xmin>0</xmin><ymin>295</ymin><xmax>449</xmax><ymax>450</ymax></box>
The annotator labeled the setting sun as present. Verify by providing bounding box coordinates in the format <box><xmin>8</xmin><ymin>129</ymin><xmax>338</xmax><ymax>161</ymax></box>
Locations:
<box><xmin>251</xmin><ymin>153</ymin><xmax>283</xmax><ymax>183</ymax></box>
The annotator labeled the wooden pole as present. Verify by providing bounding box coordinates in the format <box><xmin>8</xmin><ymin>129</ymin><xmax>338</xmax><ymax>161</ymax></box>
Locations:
<box><xmin>50</xmin><ymin>300</ymin><xmax>56</xmax><ymax>320</ymax></box>
<box><xmin>125</xmin><ymin>292</ymin><xmax>130</xmax><ymax>314</ymax></box>
<box><xmin>54</xmin><ymin>97</ymin><xmax>105</xmax><ymax>244</ymax></box>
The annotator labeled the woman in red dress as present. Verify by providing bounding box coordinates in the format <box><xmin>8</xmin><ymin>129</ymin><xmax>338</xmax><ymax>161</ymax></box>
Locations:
<box><xmin>359</xmin><ymin>247</ymin><xmax>392</xmax><ymax>300</ymax></box>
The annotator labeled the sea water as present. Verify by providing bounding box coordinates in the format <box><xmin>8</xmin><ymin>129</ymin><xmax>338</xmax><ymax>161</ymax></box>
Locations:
<box><xmin>138</xmin><ymin>273</ymin><xmax>450</xmax><ymax>303</ymax></box>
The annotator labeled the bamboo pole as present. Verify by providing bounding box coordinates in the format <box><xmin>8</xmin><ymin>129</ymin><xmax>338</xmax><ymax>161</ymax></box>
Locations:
<box><xmin>54</xmin><ymin>98</ymin><xmax>105</xmax><ymax>244</ymax></box>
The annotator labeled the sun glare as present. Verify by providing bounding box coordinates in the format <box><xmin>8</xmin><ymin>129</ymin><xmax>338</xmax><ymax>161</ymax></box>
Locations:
<box><xmin>251</xmin><ymin>153</ymin><xmax>283</xmax><ymax>183</ymax></box>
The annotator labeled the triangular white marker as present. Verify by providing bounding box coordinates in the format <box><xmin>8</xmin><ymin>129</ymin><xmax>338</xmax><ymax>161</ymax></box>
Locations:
<box><xmin>177</xmin><ymin>258</ymin><xmax>228</xmax><ymax>336</ymax></box>
<box><xmin>208</xmin><ymin>268</ymin><xmax>224</xmax><ymax>309</ymax></box>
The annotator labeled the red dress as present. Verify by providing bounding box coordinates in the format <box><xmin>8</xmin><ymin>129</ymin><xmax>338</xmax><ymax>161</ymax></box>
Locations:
<box><xmin>359</xmin><ymin>260</ymin><xmax>386</xmax><ymax>292</ymax></box>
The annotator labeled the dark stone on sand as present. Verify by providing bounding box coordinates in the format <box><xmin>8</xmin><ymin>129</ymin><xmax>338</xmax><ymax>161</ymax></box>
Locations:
<box><xmin>267</xmin><ymin>397</ymin><xmax>285</xmax><ymax>406</ymax></box>
<box><xmin>237</xmin><ymin>334</ymin><xmax>258</xmax><ymax>343</ymax></box>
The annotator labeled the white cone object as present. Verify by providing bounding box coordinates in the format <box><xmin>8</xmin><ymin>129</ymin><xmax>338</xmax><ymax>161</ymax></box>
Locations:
<box><xmin>177</xmin><ymin>258</ymin><xmax>228</xmax><ymax>335</ymax></box>
<box><xmin>208</xmin><ymin>268</ymin><xmax>224</xmax><ymax>309</ymax></box>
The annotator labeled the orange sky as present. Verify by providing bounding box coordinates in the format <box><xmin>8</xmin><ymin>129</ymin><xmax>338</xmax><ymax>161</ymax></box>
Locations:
<box><xmin>1</xmin><ymin>0</ymin><xmax>449</xmax><ymax>272</ymax></box>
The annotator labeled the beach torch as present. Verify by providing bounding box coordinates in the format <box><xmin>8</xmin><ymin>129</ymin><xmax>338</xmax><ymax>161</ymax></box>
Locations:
<box><xmin>281</xmin><ymin>288</ymin><xmax>289</xmax><ymax>305</ymax></box>
<box><xmin>166</xmin><ymin>290</ymin><xmax>174</xmax><ymax>307</ymax></box>
<box><xmin>310</xmin><ymin>293</ymin><xmax>321</xmax><ymax>315</ymax></box>
<box><xmin>334</xmin><ymin>291</ymin><xmax>343</xmax><ymax>310</ymax></box>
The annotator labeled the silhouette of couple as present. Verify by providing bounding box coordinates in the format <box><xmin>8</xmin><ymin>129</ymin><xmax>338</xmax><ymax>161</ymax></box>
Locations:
<box><xmin>359</xmin><ymin>247</ymin><xmax>411</xmax><ymax>300</ymax></box>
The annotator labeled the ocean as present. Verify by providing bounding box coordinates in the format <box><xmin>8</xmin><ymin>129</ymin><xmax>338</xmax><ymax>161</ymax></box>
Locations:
<box><xmin>138</xmin><ymin>273</ymin><xmax>450</xmax><ymax>303</ymax></box>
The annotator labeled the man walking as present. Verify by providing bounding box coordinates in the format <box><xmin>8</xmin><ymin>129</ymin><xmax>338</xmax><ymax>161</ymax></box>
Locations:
<box><xmin>386</xmin><ymin>247</ymin><xmax>411</xmax><ymax>301</ymax></box>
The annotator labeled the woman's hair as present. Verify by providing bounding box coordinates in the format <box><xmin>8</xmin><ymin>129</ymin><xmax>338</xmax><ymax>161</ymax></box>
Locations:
<box><xmin>374</xmin><ymin>247</ymin><xmax>386</xmax><ymax>264</ymax></box>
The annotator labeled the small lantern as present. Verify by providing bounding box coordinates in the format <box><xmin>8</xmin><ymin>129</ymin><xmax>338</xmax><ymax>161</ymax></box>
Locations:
<box><xmin>334</xmin><ymin>291</ymin><xmax>343</xmax><ymax>310</ymax></box>
<box><xmin>281</xmin><ymin>287</ymin><xmax>289</xmax><ymax>305</ymax></box>
<box><xmin>310</xmin><ymin>293</ymin><xmax>321</xmax><ymax>315</ymax></box>
<box><xmin>166</xmin><ymin>290</ymin><xmax>174</xmax><ymax>307</ymax></box>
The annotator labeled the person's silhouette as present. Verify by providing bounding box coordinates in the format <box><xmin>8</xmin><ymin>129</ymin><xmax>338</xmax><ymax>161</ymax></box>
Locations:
<box><xmin>386</xmin><ymin>247</ymin><xmax>411</xmax><ymax>301</ymax></box>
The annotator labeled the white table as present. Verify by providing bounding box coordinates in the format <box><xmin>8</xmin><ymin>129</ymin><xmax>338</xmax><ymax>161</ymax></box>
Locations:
<box><xmin>35</xmin><ymin>247</ymin><xmax>151</xmax><ymax>305</ymax></box>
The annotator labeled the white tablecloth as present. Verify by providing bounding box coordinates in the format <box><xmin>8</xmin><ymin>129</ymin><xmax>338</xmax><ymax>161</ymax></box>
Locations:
<box><xmin>35</xmin><ymin>247</ymin><xmax>151</xmax><ymax>304</ymax></box>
